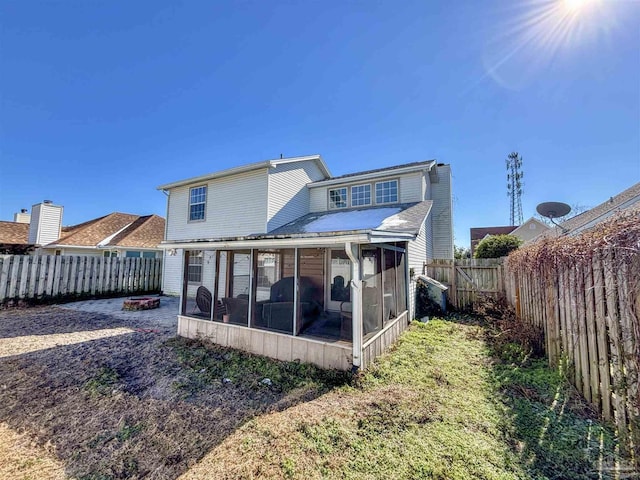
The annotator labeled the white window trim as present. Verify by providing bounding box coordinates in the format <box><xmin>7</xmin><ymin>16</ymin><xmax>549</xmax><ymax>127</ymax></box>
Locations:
<box><xmin>374</xmin><ymin>179</ymin><xmax>399</xmax><ymax>205</ymax></box>
<box><xmin>328</xmin><ymin>187</ymin><xmax>348</xmax><ymax>210</ymax></box>
<box><xmin>326</xmin><ymin>178</ymin><xmax>400</xmax><ymax>209</ymax></box>
<box><xmin>188</xmin><ymin>185</ymin><xmax>207</xmax><ymax>223</ymax></box>
<box><xmin>350</xmin><ymin>183</ymin><xmax>372</xmax><ymax>207</ymax></box>
<box><xmin>187</xmin><ymin>250</ymin><xmax>204</xmax><ymax>284</ymax></box>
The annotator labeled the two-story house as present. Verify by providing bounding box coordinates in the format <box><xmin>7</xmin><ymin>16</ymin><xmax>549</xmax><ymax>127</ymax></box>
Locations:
<box><xmin>158</xmin><ymin>155</ymin><xmax>453</xmax><ymax>371</ymax></box>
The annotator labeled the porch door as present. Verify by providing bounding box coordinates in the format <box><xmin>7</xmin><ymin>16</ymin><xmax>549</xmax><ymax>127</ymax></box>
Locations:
<box><xmin>327</xmin><ymin>249</ymin><xmax>351</xmax><ymax>311</ymax></box>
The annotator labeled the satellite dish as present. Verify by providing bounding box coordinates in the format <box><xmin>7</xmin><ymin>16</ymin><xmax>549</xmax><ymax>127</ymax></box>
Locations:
<box><xmin>536</xmin><ymin>202</ymin><xmax>571</xmax><ymax>219</ymax></box>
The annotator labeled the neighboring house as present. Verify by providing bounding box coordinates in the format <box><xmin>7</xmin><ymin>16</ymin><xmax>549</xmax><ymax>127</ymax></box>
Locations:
<box><xmin>509</xmin><ymin>217</ymin><xmax>550</xmax><ymax>243</ymax></box>
<box><xmin>470</xmin><ymin>218</ymin><xmax>550</xmax><ymax>255</ymax></box>
<box><xmin>541</xmin><ymin>181</ymin><xmax>640</xmax><ymax>239</ymax></box>
<box><xmin>470</xmin><ymin>226</ymin><xmax>516</xmax><ymax>256</ymax></box>
<box><xmin>0</xmin><ymin>201</ymin><xmax>165</xmax><ymax>258</ymax></box>
<box><xmin>0</xmin><ymin>220</ymin><xmax>32</xmax><ymax>254</ymax></box>
<box><xmin>158</xmin><ymin>154</ymin><xmax>454</xmax><ymax>371</ymax></box>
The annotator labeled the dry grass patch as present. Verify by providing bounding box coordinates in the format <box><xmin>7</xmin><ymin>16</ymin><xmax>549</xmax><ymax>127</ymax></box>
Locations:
<box><xmin>0</xmin><ymin>423</ymin><xmax>65</xmax><ymax>480</ymax></box>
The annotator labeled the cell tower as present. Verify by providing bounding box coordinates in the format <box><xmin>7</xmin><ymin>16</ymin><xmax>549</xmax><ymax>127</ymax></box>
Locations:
<box><xmin>506</xmin><ymin>152</ymin><xmax>524</xmax><ymax>225</ymax></box>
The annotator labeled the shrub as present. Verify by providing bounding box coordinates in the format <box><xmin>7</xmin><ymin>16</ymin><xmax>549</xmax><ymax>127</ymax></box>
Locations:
<box><xmin>474</xmin><ymin>234</ymin><xmax>522</xmax><ymax>258</ymax></box>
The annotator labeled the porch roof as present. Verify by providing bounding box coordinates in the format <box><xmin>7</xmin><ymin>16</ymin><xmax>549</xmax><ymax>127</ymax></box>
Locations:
<box><xmin>161</xmin><ymin>201</ymin><xmax>432</xmax><ymax>250</ymax></box>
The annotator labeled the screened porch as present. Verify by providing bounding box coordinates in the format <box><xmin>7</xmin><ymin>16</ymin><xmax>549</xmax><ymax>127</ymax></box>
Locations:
<box><xmin>179</xmin><ymin>243</ymin><xmax>408</xmax><ymax>346</ymax></box>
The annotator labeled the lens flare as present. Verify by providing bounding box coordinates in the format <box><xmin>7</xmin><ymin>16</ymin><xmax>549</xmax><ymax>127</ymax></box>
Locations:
<box><xmin>477</xmin><ymin>0</ymin><xmax>615</xmax><ymax>90</ymax></box>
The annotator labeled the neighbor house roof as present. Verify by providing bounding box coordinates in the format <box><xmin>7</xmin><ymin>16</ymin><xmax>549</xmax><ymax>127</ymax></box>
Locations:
<box><xmin>535</xmin><ymin>181</ymin><xmax>640</xmax><ymax>240</ymax></box>
<box><xmin>160</xmin><ymin>201</ymin><xmax>432</xmax><ymax>249</ymax></box>
<box><xmin>558</xmin><ymin>182</ymin><xmax>640</xmax><ymax>236</ymax></box>
<box><xmin>0</xmin><ymin>221</ymin><xmax>30</xmax><ymax>245</ymax></box>
<box><xmin>156</xmin><ymin>154</ymin><xmax>331</xmax><ymax>190</ymax></box>
<box><xmin>470</xmin><ymin>225</ymin><xmax>517</xmax><ymax>254</ymax></box>
<box><xmin>47</xmin><ymin>213</ymin><xmax>165</xmax><ymax>249</ymax></box>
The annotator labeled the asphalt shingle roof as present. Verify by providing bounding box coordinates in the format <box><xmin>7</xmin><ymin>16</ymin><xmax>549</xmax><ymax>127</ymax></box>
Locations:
<box><xmin>268</xmin><ymin>201</ymin><xmax>433</xmax><ymax>236</ymax></box>
<box><xmin>310</xmin><ymin>160</ymin><xmax>435</xmax><ymax>183</ymax></box>
<box><xmin>48</xmin><ymin>213</ymin><xmax>165</xmax><ymax>248</ymax></box>
<box><xmin>0</xmin><ymin>221</ymin><xmax>30</xmax><ymax>245</ymax></box>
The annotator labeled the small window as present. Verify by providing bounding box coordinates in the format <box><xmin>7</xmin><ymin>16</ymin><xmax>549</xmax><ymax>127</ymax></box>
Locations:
<box><xmin>189</xmin><ymin>186</ymin><xmax>207</xmax><ymax>221</ymax></box>
<box><xmin>529</xmin><ymin>223</ymin><xmax>537</xmax><ymax>230</ymax></box>
<box><xmin>103</xmin><ymin>251</ymin><xmax>117</xmax><ymax>258</ymax></box>
<box><xmin>188</xmin><ymin>250</ymin><xmax>203</xmax><ymax>283</ymax></box>
<box><xmin>351</xmin><ymin>184</ymin><xmax>371</xmax><ymax>207</ymax></box>
<box><xmin>125</xmin><ymin>251</ymin><xmax>142</xmax><ymax>258</ymax></box>
<box><xmin>142</xmin><ymin>251</ymin><xmax>156</xmax><ymax>259</ymax></box>
<box><xmin>329</xmin><ymin>187</ymin><xmax>348</xmax><ymax>209</ymax></box>
<box><xmin>375</xmin><ymin>180</ymin><xmax>398</xmax><ymax>204</ymax></box>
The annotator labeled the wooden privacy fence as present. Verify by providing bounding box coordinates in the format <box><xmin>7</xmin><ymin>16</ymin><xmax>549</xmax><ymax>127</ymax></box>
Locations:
<box><xmin>424</xmin><ymin>258</ymin><xmax>505</xmax><ymax>310</ymax></box>
<box><xmin>0</xmin><ymin>255</ymin><xmax>163</xmax><ymax>303</ymax></box>
<box><xmin>504</xmin><ymin>211</ymin><xmax>639</xmax><ymax>461</ymax></box>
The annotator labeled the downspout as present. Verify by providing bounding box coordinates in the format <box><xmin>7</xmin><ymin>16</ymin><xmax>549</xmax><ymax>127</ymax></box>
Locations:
<box><xmin>162</xmin><ymin>189</ymin><xmax>170</xmax><ymax>295</ymax></box>
<box><xmin>345</xmin><ymin>242</ymin><xmax>362</xmax><ymax>371</ymax></box>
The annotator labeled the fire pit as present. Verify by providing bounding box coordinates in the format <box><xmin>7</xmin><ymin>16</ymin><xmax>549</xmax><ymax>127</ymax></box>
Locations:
<box><xmin>122</xmin><ymin>297</ymin><xmax>160</xmax><ymax>311</ymax></box>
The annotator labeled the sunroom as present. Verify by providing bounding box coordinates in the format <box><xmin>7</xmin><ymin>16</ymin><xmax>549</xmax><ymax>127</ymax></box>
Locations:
<box><xmin>166</xmin><ymin>202</ymin><xmax>432</xmax><ymax>371</ymax></box>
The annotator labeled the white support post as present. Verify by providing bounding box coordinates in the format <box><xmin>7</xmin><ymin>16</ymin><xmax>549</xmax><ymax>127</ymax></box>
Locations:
<box><xmin>345</xmin><ymin>242</ymin><xmax>362</xmax><ymax>369</ymax></box>
<box><xmin>293</xmin><ymin>247</ymin><xmax>299</xmax><ymax>336</ymax></box>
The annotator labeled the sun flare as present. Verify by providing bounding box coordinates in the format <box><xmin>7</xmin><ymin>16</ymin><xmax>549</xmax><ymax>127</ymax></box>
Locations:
<box><xmin>478</xmin><ymin>0</ymin><xmax>615</xmax><ymax>90</ymax></box>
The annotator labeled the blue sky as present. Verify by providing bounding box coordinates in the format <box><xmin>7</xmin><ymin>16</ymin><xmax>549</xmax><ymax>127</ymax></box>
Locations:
<box><xmin>1</xmin><ymin>0</ymin><xmax>638</xmax><ymax>247</ymax></box>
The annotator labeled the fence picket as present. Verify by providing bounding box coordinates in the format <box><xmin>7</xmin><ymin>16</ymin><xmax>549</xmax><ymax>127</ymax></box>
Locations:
<box><xmin>0</xmin><ymin>256</ymin><xmax>12</xmax><ymax>301</ymax></box>
<box><xmin>0</xmin><ymin>255</ymin><xmax>162</xmax><ymax>305</ymax></box>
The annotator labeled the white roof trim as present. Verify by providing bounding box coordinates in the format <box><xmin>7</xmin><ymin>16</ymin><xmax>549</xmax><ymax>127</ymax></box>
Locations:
<box><xmin>157</xmin><ymin>155</ymin><xmax>330</xmax><ymax>190</ymax></box>
<box><xmin>307</xmin><ymin>161</ymin><xmax>436</xmax><ymax>188</ymax></box>
<box><xmin>160</xmin><ymin>231</ymin><xmax>415</xmax><ymax>250</ymax></box>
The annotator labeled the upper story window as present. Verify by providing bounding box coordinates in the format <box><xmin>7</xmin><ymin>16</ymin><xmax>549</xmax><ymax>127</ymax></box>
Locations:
<box><xmin>329</xmin><ymin>187</ymin><xmax>348</xmax><ymax>209</ymax></box>
<box><xmin>375</xmin><ymin>180</ymin><xmax>398</xmax><ymax>204</ymax></box>
<box><xmin>189</xmin><ymin>186</ymin><xmax>207</xmax><ymax>221</ymax></box>
<box><xmin>351</xmin><ymin>184</ymin><xmax>371</xmax><ymax>207</ymax></box>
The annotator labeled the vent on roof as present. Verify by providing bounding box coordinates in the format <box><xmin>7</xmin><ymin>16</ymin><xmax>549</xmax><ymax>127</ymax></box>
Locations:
<box><xmin>43</xmin><ymin>200</ymin><xmax>53</xmax><ymax>204</ymax></box>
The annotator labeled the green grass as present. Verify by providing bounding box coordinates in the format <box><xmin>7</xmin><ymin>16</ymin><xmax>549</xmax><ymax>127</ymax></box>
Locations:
<box><xmin>189</xmin><ymin>317</ymin><xmax>622</xmax><ymax>479</ymax></box>
<box><xmin>165</xmin><ymin>336</ymin><xmax>351</xmax><ymax>397</ymax></box>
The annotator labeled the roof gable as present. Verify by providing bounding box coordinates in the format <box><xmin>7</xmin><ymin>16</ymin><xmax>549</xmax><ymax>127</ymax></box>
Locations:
<box><xmin>510</xmin><ymin>217</ymin><xmax>550</xmax><ymax>237</ymax></box>
<box><xmin>157</xmin><ymin>155</ymin><xmax>331</xmax><ymax>190</ymax></box>
<box><xmin>49</xmin><ymin>213</ymin><xmax>165</xmax><ymax>248</ymax></box>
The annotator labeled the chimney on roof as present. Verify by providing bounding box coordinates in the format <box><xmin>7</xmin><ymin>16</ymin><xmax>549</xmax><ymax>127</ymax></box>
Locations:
<box><xmin>28</xmin><ymin>201</ymin><xmax>63</xmax><ymax>246</ymax></box>
<box><xmin>13</xmin><ymin>209</ymin><xmax>31</xmax><ymax>224</ymax></box>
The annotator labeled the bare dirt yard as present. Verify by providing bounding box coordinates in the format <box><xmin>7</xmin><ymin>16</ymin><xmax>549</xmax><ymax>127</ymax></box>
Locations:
<box><xmin>0</xmin><ymin>306</ymin><xmax>346</xmax><ymax>479</ymax></box>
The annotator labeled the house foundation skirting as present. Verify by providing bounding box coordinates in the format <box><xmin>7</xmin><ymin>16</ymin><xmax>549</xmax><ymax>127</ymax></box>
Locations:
<box><xmin>361</xmin><ymin>311</ymin><xmax>409</xmax><ymax>370</ymax></box>
<box><xmin>177</xmin><ymin>316</ymin><xmax>353</xmax><ymax>370</ymax></box>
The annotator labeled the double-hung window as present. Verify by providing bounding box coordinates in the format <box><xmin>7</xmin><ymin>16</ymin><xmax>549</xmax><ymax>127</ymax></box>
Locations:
<box><xmin>351</xmin><ymin>184</ymin><xmax>371</xmax><ymax>206</ymax></box>
<box><xmin>329</xmin><ymin>187</ymin><xmax>348</xmax><ymax>209</ymax></box>
<box><xmin>375</xmin><ymin>180</ymin><xmax>398</xmax><ymax>204</ymax></box>
<box><xmin>189</xmin><ymin>186</ymin><xmax>207</xmax><ymax>221</ymax></box>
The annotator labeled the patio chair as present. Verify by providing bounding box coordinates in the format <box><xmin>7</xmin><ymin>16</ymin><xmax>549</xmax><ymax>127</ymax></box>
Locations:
<box><xmin>195</xmin><ymin>286</ymin><xmax>212</xmax><ymax>317</ymax></box>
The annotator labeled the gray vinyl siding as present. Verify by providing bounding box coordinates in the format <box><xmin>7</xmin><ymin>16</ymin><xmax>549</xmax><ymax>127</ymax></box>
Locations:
<box><xmin>425</xmin><ymin>213</ymin><xmax>434</xmax><ymax>260</ymax></box>
<box><xmin>309</xmin><ymin>187</ymin><xmax>327</xmax><ymax>212</ymax></box>
<box><xmin>399</xmin><ymin>172</ymin><xmax>422</xmax><ymax>203</ymax></box>
<box><xmin>165</xmin><ymin>168</ymin><xmax>269</xmax><ymax>241</ymax></box>
<box><xmin>407</xmin><ymin>219</ymin><xmax>428</xmax><ymax>319</ymax></box>
<box><xmin>431</xmin><ymin>165</ymin><xmax>454</xmax><ymax>259</ymax></box>
<box><xmin>267</xmin><ymin>161</ymin><xmax>326</xmax><ymax>232</ymax></box>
